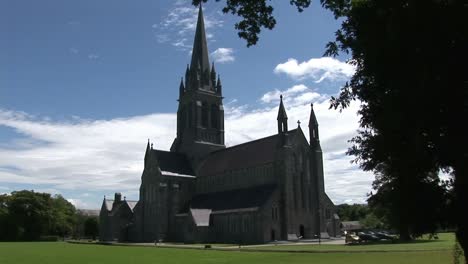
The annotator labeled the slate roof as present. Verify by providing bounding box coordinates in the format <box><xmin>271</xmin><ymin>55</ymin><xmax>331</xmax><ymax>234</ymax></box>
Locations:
<box><xmin>341</xmin><ymin>221</ymin><xmax>362</xmax><ymax>230</ymax></box>
<box><xmin>102</xmin><ymin>199</ymin><xmax>138</xmax><ymax>212</ymax></box>
<box><xmin>187</xmin><ymin>184</ymin><xmax>277</xmax><ymax>212</ymax></box>
<box><xmin>198</xmin><ymin>129</ymin><xmax>297</xmax><ymax>176</ymax></box>
<box><xmin>153</xmin><ymin>149</ymin><xmax>194</xmax><ymax>176</ymax></box>
<box><xmin>77</xmin><ymin>209</ymin><xmax>100</xmax><ymax>217</ymax></box>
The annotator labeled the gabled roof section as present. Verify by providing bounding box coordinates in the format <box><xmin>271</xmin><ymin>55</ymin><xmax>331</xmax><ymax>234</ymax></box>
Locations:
<box><xmin>102</xmin><ymin>198</ymin><xmax>138</xmax><ymax>213</ymax></box>
<box><xmin>190</xmin><ymin>5</ymin><xmax>210</xmax><ymax>75</ymax></box>
<box><xmin>152</xmin><ymin>149</ymin><xmax>194</xmax><ymax>176</ymax></box>
<box><xmin>104</xmin><ymin>199</ymin><xmax>114</xmax><ymax>211</ymax></box>
<box><xmin>126</xmin><ymin>201</ymin><xmax>138</xmax><ymax>212</ymax></box>
<box><xmin>190</xmin><ymin>209</ymin><xmax>212</xmax><ymax>227</ymax></box>
<box><xmin>198</xmin><ymin>130</ymin><xmax>298</xmax><ymax>176</ymax></box>
<box><xmin>188</xmin><ymin>184</ymin><xmax>277</xmax><ymax>212</ymax></box>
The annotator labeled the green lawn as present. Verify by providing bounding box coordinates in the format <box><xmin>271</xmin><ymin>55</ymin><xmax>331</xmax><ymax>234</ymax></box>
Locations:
<box><xmin>248</xmin><ymin>233</ymin><xmax>456</xmax><ymax>252</ymax></box>
<box><xmin>0</xmin><ymin>241</ymin><xmax>454</xmax><ymax>264</ymax></box>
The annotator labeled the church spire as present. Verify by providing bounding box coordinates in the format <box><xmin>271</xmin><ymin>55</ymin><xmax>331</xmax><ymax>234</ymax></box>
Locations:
<box><xmin>185</xmin><ymin>64</ymin><xmax>190</xmax><ymax>88</ymax></box>
<box><xmin>190</xmin><ymin>4</ymin><xmax>211</xmax><ymax>88</ymax></box>
<box><xmin>277</xmin><ymin>95</ymin><xmax>288</xmax><ymax>133</ymax></box>
<box><xmin>309</xmin><ymin>104</ymin><xmax>319</xmax><ymax>137</ymax></box>
<box><xmin>308</xmin><ymin>103</ymin><xmax>320</xmax><ymax>147</ymax></box>
<box><xmin>179</xmin><ymin>77</ymin><xmax>185</xmax><ymax>97</ymax></box>
<box><xmin>211</xmin><ymin>62</ymin><xmax>216</xmax><ymax>90</ymax></box>
<box><xmin>216</xmin><ymin>74</ymin><xmax>222</xmax><ymax>95</ymax></box>
<box><xmin>144</xmin><ymin>139</ymin><xmax>150</xmax><ymax>166</ymax></box>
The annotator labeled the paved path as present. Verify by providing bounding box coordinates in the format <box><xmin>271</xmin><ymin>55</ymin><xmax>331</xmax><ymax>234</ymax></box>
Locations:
<box><xmin>71</xmin><ymin>238</ymin><xmax>346</xmax><ymax>249</ymax></box>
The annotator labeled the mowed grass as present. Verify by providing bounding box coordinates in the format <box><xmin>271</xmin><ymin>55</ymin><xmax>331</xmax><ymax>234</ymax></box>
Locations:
<box><xmin>0</xmin><ymin>241</ymin><xmax>453</xmax><ymax>264</ymax></box>
<box><xmin>250</xmin><ymin>232</ymin><xmax>456</xmax><ymax>252</ymax></box>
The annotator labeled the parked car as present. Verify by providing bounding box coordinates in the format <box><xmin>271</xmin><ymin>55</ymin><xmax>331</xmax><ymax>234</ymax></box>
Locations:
<box><xmin>345</xmin><ymin>232</ymin><xmax>361</xmax><ymax>244</ymax></box>
<box><xmin>357</xmin><ymin>231</ymin><xmax>380</xmax><ymax>242</ymax></box>
<box><xmin>375</xmin><ymin>231</ymin><xmax>397</xmax><ymax>241</ymax></box>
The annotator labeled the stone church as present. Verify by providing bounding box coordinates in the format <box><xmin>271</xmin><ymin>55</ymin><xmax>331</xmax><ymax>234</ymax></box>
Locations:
<box><xmin>99</xmin><ymin>6</ymin><xmax>340</xmax><ymax>244</ymax></box>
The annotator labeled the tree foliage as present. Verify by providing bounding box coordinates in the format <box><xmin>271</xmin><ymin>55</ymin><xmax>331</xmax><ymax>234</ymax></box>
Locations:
<box><xmin>322</xmin><ymin>0</ymin><xmax>466</xmax><ymax>249</ymax></box>
<box><xmin>368</xmin><ymin>172</ymin><xmax>450</xmax><ymax>239</ymax></box>
<box><xmin>336</xmin><ymin>203</ymin><xmax>385</xmax><ymax>229</ymax></box>
<box><xmin>336</xmin><ymin>203</ymin><xmax>370</xmax><ymax>222</ymax></box>
<box><xmin>0</xmin><ymin>190</ymin><xmax>77</xmax><ymax>241</ymax></box>
<box><xmin>50</xmin><ymin>194</ymin><xmax>77</xmax><ymax>237</ymax></box>
<box><xmin>84</xmin><ymin>217</ymin><xmax>99</xmax><ymax>240</ymax></box>
<box><xmin>195</xmin><ymin>0</ymin><xmax>467</xmax><ymax>259</ymax></box>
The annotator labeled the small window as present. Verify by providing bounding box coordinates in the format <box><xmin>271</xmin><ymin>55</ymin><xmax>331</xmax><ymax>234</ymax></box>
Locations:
<box><xmin>172</xmin><ymin>183</ymin><xmax>179</xmax><ymax>189</ymax></box>
<box><xmin>159</xmin><ymin>182</ymin><xmax>167</xmax><ymax>187</ymax></box>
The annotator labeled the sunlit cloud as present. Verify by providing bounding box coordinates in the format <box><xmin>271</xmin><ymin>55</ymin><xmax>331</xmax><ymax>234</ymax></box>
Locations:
<box><xmin>275</xmin><ymin>57</ymin><xmax>355</xmax><ymax>83</ymax></box>
<box><xmin>88</xmin><ymin>54</ymin><xmax>100</xmax><ymax>60</ymax></box>
<box><xmin>152</xmin><ymin>2</ymin><xmax>223</xmax><ymax>51</ymax></box>
<box><xmin>0</xmin><ymin>84</ymin><xmax>371</xmax><ymax>208</ymax></box>
<box><xmin>210</xmin><ymin>48</ymin><xmax>235</xmax><ymax>63</ymax></box>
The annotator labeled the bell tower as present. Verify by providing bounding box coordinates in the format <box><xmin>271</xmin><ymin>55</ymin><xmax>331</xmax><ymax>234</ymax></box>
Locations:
<box><xmin>170</xmin><ymin>5</ymin><xmax>225</xmax><ymax>163</ymax></box>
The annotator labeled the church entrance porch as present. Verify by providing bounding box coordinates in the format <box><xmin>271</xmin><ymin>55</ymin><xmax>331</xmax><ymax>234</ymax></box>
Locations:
<box><xmin>299</xmin><ymin>225</ymin><xmax>305</xmax><ymax>238</ymax></box>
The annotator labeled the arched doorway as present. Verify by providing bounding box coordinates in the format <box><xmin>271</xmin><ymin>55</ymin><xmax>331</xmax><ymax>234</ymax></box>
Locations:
<box><xmin>271</xmin><ymin>229</ymin><xmax>276</xmax><ymax>241</ymax></box>
<box><xmin>299</xmin><ymin>225</ymin><xmax>305</xmax><ymax>238</ymax></box>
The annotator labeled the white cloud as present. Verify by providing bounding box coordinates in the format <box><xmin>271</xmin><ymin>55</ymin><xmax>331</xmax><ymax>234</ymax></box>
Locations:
<box><xmin>67</xmin><ymin>21</ymin><xmax>80</xmax><ymax>26</ymax></box>
<box><xmin>0</xmin><ymin>86</ymin><xmax>371</xmax><ymax>207</ymax></box>
<box><xmin>153</xmin><ymin>3</ymin><xmax>223</xmax><ymax>50</ymax></box>
<box><xmin>274</xmin><ymin>57</ymin><xmax>355</xmax><ymax>83</ymax></box>
<box><xmin>210</xmin><ymin>48</ymin><xmax>235</xmax><ymax>63</ymax></box>
<box><xmin>67</xmin><ymin>198</ymin><xmax>90</xmax><ymax>209</ymax></box>
<box><xmin>69</xmin><ymin>48</ymin><xmax>79</xmax><ymax>54</ymax></box>
<box><xmin>88</xmin><ymin>54</ymin><xmax>99</xmax><ymax>60</ymax></box>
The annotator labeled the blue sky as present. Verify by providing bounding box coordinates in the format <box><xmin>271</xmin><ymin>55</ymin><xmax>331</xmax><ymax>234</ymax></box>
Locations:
<box><xmin>0</xmin><ymin>0</ymin><xmax>372</xmax><ymax>209</ymax></box>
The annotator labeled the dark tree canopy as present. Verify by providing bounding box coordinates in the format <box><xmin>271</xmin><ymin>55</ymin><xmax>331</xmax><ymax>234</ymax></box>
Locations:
<box><xmin>322</xmin><ymin>0</ymin><xmax>466</xmax><ymax>249</ymax></box>
<box><xmin>0</xmin><ymin>190</ymin><xmax>77</xmax><ymax>241</ymax></box>
<box><xmin>336</xmin><ymin>203</ymin><xmax>385</xmax><ymax>229</ymax></box>
<box><xmin>336</xmin><ymin>203</ymin><xmax>369</xmax><ymax>222</ymax></box>
<box><xmin>84</xmin><ymin>217</ymin><xmax>99</xmax><ymax>240</ymax></box>
<box><xmin>196</xmin><ymin>0</ymin><xmax>467</xmax><ymax>259</ymax></box>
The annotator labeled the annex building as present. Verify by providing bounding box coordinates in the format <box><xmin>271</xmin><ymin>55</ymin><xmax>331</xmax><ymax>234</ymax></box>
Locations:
<box><xmin>99</xmin><ymin>6</ymin><xmax>340</xmax><ymax>244</ymax></box>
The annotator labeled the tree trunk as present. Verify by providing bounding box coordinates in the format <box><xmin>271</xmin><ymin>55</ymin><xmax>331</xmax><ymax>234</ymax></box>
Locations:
<box><xmin>399</xmin><ymin>229</ymin><xmax>411</xmax><ymax>241</ymax></box>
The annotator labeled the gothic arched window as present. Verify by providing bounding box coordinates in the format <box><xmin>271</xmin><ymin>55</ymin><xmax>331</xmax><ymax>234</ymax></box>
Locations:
<box><xmin>180</xmin><ymin>106</ymin><xmax>186</xmax><ymax>131</ymax></box>
<box><xmin>188</xmin><ymin>103</ymin><xmax>193</xmax><ymax>128</ymax></box>
<box><xmin>211</xmin><ymin>104</ymin><xmax>218</xmax><ymax>128</ymax></box>
<box><xmin>201</xmin><ymin>101</ymin><xmax>208</xmax><ymax>127</ymax></box>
